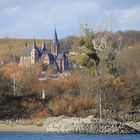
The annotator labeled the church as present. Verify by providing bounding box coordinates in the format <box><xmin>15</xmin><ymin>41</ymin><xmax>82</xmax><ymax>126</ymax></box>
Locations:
<box><xmin>19</xmin><ymin>29</ymin><xmax>69</xmax><ymax>72</ymax></box>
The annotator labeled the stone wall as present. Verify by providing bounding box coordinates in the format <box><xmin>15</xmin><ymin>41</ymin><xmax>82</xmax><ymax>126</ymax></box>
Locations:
<box><xmin>43</xmin><ymin>116</ymin><xmax>140</xmax><ymax>134</ymax></box>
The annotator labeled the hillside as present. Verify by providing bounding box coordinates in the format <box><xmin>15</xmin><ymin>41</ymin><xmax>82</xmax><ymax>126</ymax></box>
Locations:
<box><xmin>0</xmin><ymin>38</ymin><xmax>52</xmax><ymax>61</ymax></box>
<box><xmin>0</xmin><ymin>36</ymin><xmax>140</xmax><ymax>120</ymax></box>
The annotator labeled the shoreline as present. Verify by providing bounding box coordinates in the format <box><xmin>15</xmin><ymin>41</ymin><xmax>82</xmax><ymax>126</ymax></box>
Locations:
<box><xmin>0</xmin><ymin>117</ymin><xmax>140</xmax><ymax>134</ymax></box>
<box><xmin>43</xmin><ymin>116</ymin><xmax>140</xmax><ymax>134</ymax></box>
<box><xmin>0</xmin><ymin>124</ymin><xmax>46</xmax><ymax>132</ymax></box>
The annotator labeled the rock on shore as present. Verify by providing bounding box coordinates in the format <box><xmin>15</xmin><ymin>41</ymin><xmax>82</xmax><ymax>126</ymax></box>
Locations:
<box><xmin>44</xmin><ymin>116</ymin><xmax>140</xmax><ymax>134</ymax></box>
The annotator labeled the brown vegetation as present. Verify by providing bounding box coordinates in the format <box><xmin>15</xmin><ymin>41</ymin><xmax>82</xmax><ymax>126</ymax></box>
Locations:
<box><xmin>0</xmin><ymin>30</ymin><xmax>140</xmax><ymax>120</ymax></box>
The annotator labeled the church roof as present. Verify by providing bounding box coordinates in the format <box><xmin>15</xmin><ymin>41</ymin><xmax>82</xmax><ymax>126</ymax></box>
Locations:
<box><xmin>57</xmin><ymin>53</ymin><xmax>66</xmax><ymax>60</ymax></box>
<box><xmin>40</xmin><ymin>53</ymin><xmax>55</xmax><ymax>63</ymax></box>
<box><xmin>38</xmin><ymin>48</ymin><xmax>42</xmax><ymax>58</ymax></box>
<box><xmin>40</xmin><ymin>53</ymin><xmax>47</xmax><ymax>60</ymax></box>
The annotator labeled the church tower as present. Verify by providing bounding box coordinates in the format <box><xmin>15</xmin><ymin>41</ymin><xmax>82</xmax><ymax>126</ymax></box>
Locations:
<box><xmin>51</xmin><ymin>29</ymin><xmax>60</xmax><ymax>57</ymax></box>
<box><xmin>31</xmin><ymin>38</ymin><xmax>39</xmax><ymax>64</ymax></box>
<box><xmin>42</xmin><ymin>39</ymin><xmax>51</xmax><ymax>64</ymax></box>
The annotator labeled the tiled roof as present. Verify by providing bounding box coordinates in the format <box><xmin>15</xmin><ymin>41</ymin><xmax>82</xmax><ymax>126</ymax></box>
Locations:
<box><xmin>49</xmin><ymin>53</ymin><xmax>55</xmax><ymax>62</ymax></box>
<box><xmin>57</xmin><ymin>53</ymin><xmax>66</xmax><ymax>60</ymax></box>
<box><xmin>37</xmin><ymin>47</ymin><xmax>42</xmax><ymax>58</ymax></box>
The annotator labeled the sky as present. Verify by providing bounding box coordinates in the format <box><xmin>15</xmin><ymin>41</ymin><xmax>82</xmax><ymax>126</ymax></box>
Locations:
<box><xmin>0</xmin><ymin>0</ymin><xmax>140</xmax><ymax>39</ymax></box>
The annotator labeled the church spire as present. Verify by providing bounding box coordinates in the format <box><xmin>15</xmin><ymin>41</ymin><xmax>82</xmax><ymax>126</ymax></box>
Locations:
<box><xmin>54</xmin><ymin>28</ymin><xmax>59</xmax><ymax>44</ymax></box>
<box><xmin>42</xmin><ymin>39</ymin><xmax>47</xmax><ymax>51</ymax></box>
<box><xmin>51</xmin><ymin>28</ymin><xmax>60</xmax><ymax>56</ymax></box>
<box><xmin>33</xmin><ymin>38</ymin><xmax>37</xmax><ymax>49</ymax></box>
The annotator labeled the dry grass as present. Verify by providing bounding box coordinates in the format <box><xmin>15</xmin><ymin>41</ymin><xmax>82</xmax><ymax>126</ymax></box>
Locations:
<box><xmin>68</xmin><ymin>54</ymin><xmax>86</xmax><ymax>64</ymax></box>
<box><xmin>117</xmin><ymin>43</ymin><xmax>140</xmax><ymax>74</ymax></box>
<box><xmin>0</xmin><ymin>38</ymin><xmax>52</xmax><ymax>60</ymax></box>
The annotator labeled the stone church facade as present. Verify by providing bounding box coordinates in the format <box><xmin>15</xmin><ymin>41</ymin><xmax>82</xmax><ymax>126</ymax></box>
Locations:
<box><xmin>19</xmin><ymin>29</ymin><xmax>69</xmax><ymax>72</ymax></box>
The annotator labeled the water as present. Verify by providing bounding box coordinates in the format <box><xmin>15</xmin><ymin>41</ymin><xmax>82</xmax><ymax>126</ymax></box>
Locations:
<box><xmin>0</xmin><ymin>133</ymin><xmax>139</xmax><ymax>140</ymax></box>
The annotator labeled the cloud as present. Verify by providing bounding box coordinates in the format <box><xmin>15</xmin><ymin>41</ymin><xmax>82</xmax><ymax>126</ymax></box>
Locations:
<box><xmin>0</xmin><ymin>0</ymin><xmax>140</xmax><ymax>38</ymax></box>
<box><xmin>40</xmin><ymin>0</ymin><xmax>102</xmax><ymax>36</ymax></box>
<box><xmin>100</xmin><ymin>0</ymin><xmax>140</xmax><ymax>9</ymax></box>
<box><xmin>121</xmin><ymin>6</ymin><xmax>140</xmax><ymax>20</ymax></box>
<box><xmin>3</xmin><ymin>6</ymin><xmax>20</xmax><ymax>15</ymax></box>
<box><xmin>48</xmin><ymin>1</ymin><xmax>100</xmax><ymax>21</ymax></box>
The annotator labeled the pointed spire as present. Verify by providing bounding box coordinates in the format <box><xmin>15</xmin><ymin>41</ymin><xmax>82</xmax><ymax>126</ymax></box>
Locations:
<box><xmin>33</xmin><ymin>37</ymin><xmax>37</xmax><ymax>49</ymax></box>
<box><xmin>42</xmin><ymin>39</ymin><xmax>47</xmax><ymax>51</ymax></box>
<box><xmin>54</xmin><ymin>28</ymin><xmax>59</xmax><ymax>44</ymax></box>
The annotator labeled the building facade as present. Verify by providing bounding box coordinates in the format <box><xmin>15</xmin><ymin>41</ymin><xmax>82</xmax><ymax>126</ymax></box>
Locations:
<box><xmin>19</xmin><ymin>29</ymin><xmax>69</xmax><ymax>72</ymax></box>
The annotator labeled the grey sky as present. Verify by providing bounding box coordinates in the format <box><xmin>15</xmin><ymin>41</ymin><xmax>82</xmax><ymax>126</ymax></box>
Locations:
<box><xmin>0</xmin><ymin>0</ymin><xmax>140</xmax><ymax>38</ymax></box>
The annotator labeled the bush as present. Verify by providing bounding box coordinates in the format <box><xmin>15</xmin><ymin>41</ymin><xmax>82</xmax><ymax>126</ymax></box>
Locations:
<box><xmin>0</xmin><ymin>69</ymin><xmax>13</xmax><ymax>102</ymax></box>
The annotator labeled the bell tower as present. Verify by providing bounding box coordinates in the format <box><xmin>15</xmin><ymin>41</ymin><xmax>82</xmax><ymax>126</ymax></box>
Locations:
<box><xmin>31</xmin><ymin>38</ymin><xmax>39</xmax><ymax>64</ymax></box>
<box><xmin>51</xmin><ymin>29</ymin><xmax>60</xmax><ymax>57</ymax></box>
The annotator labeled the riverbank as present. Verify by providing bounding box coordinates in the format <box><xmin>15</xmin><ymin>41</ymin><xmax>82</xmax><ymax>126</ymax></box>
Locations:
<box><xmin>0</xmin><ymin>116</ymin><xmax>140</xmax><ymax>133</ymax></box>
<box><xmin>43</xmin><ymin>116</ymin><xmax>140</xmax><ymax>134</ymax></box>
<box><xmin>0</xmin><ymin>119</ymin><xmax>45</xmax><ymax>132</ymax></box>
<box><xmin>0</xmin><ymin>124</ymin><xmax>46</xmax><ymax>132</ymax></box>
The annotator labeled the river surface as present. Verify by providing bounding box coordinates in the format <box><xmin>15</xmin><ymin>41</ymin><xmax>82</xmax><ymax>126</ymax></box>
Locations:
<box><xmin>0</xmin><ymin>133</ymin><xmax>139</xmax><ymax>140</ymax></box>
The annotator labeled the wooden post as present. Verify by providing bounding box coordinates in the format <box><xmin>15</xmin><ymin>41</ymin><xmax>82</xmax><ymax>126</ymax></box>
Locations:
<box><xmin>42</xmin><ymin>90</ymin><xmax>46</xmax><ymax>103</ymax></box>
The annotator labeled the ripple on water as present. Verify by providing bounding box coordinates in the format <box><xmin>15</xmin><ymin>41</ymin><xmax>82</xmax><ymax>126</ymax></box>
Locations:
<box><xmin>0</xmin><ymin>133</ymin><xmax>140</xmax><ymax>140</ymax></box>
